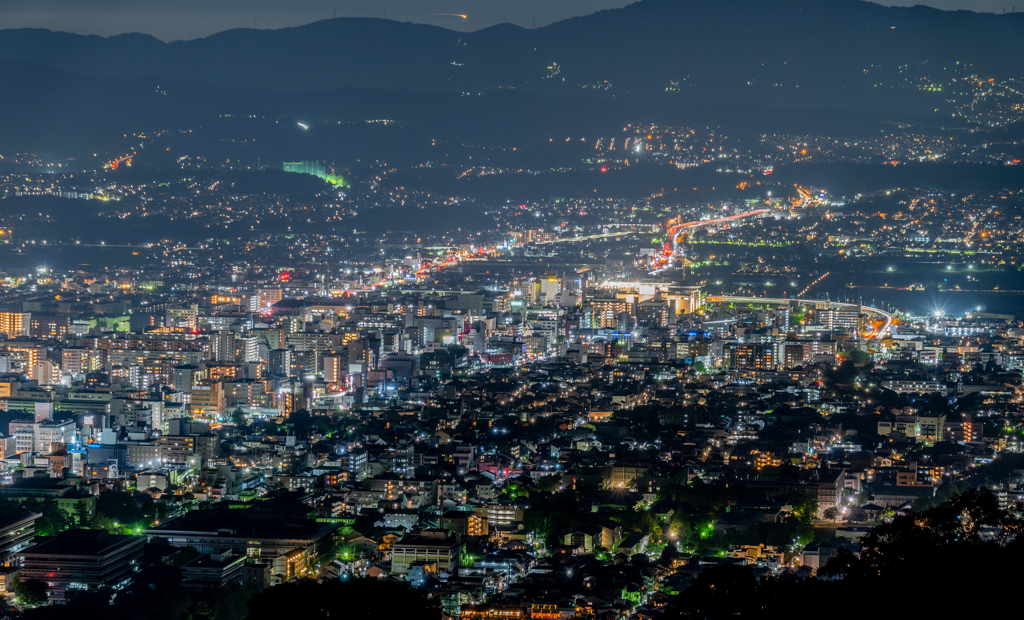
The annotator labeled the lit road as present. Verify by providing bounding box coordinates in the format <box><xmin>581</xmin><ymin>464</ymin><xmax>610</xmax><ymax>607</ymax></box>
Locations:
<box><xmin>351</xmin><ymin>243</ymin><xmax>504</xmax><ymax>292</ymax></box>
<box><xmin>107</xmin><ymin>153</ymin><xmax>135</xmax><ymax>170</ymax></box>
<box><xmin>707</xmin><ymin>295</ymin><xmax>894</xmax><ymax>341</ymax></box>
<box><xmin>794</xmin><ymin>186</ymin><xmax>813</xmax><ymax>208</ymax></box>
<box><xmin>77</xmin><ymin>243</ymin><xmax>154</xmax><ymax>248</ymax></box>
<box><xmin>662</xmin><ymin>209</ymin><xmax>769</xmax><ymax>259</ymax></box>
<box><xmin>532</xmin><ymin>231</ymin><xmax>636</xmax><ymax>244</ymax></box>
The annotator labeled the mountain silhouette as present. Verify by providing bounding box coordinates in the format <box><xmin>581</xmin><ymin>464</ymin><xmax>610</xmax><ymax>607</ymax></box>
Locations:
<box><xmin>1</xmin><ymin>0</ymin><xmax>1022</xmax><ymax>114</ymax></box>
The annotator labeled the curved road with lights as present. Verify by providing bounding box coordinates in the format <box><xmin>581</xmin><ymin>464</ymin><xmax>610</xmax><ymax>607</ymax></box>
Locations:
<box><xmin>706</xmin><ymin>295</ymin><xmax>894</xmax><ymax>341</ymax></box>
<box><xmin>663</xmin><ymin>209</ymin><xmax>770</xmax><ymax>258</ymax></box>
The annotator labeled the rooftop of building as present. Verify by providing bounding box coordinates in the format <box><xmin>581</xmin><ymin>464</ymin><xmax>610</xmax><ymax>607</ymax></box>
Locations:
<box><xmin>20</xmin><ymin>529</ymin><xmax>140</xmax><ymax>557</ymax></box>
<box><xmin>148</xmin><ymin>493</ymin><xmax>335</xmax><ymax>541</ymax></box>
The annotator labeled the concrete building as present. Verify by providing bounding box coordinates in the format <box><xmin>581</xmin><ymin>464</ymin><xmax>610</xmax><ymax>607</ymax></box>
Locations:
<box><xmin>18</xmin><ymin>529</ymin><xmax>143</xmax><ymax>602</ymax></box>
<box><xmin>390</xmin><ymin>532</ymin><xmax>462</xmax><ymax>576</ymax></box>
<box><xmin>180</xmin><ymin>551</ymin><xmax>246</xmax><ymax>588</ymax></box>
<box><xmin>8</xmin><ymin>419</ymin><xmax>75</xmax><ymax>454</ymax></box>
<box><xmin>0</xmin><ymin>312</ymin><xmax>30</xmax><ymax>339</ymax></box>
<box><xmin>0</xmin><ymin>508</ymin><xmax>41</xmax><ymax>567</ymax></box>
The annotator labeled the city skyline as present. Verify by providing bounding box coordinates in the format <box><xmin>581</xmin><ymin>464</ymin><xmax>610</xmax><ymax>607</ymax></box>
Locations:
<box><xmin>0</xmin><ymin>0</ymin><xmax>1022</xmax><ymax>614</ymax></box>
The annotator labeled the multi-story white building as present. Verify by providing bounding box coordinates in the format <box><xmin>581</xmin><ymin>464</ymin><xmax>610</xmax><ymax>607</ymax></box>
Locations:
<box><xmin>8</xmin><ymin>419</ymin><xmax>75</xmax><ymax>454</ymax></box>
<box><xmin>390</xmin><ymin>533</ymin><xmax>461</xmax><ymax>576</ymax></box>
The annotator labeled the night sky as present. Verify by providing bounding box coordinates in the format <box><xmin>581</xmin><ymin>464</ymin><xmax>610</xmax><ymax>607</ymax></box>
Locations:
<box><xmin>0</xmin><ymin>0</ymin><xmax>1017</xmax><ymax>41</ymax></box>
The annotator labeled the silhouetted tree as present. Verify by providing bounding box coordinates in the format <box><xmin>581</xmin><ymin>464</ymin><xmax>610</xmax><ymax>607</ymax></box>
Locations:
<box><xmin>246</xmin><ymin>579</ymin><xmax>440</xmax><ymax>620</ymax></box>
<box><xmin>665</xmin><ymin>563</ymin><xmax>758</xmax><ymax>619</ymax></box>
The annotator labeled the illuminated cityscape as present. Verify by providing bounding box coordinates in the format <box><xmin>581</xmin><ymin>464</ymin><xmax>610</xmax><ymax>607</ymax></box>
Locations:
<box><xmin>0</xmin><ymin>0</ymin><xmax>1023</xmax><ymax>617</ymax></box>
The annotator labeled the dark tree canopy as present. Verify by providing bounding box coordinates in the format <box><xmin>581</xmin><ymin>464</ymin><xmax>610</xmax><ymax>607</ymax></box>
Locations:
<box><xmin>246</xmin><ymin>579</ymin><xmax>440</xmax><ymax>620</ymax></box>
<box><xmin>664</xmin><ymin>489</ymin><xmax>1023</xmax><ymax>620</ymax></box>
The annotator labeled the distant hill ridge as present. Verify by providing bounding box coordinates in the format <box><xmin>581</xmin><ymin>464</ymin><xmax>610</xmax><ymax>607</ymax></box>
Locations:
<box><xmin>0</xmin><ymin>0</ymin><xmax>1022</xmax><ymax>113</ymax></box>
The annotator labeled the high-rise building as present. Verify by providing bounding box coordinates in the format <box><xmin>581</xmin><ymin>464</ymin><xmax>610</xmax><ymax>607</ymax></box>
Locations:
<box><xmin>190</xmin><ymin>384</ymin><xmax>224</xmax><ymax>419</ymax></box>
<box><xmin>269</xmin><ymin>348</ymin><xmax>293</xmax><ymax>378</ymax></box>
<box><xmin>725</xmin><ymin>343</ymin><xmax>775</xmax><ymax>370</ymax></box>
<box><xmin>783</xmin><ymin>342</ymin><xmax>807</xmax><ymax>368</ymax></box>
<box><xmin>236</xmin><ymin>336</ymin><xmax>258</xmax><ymax>363</ymax></box>
<box><xmin>0</xmin><ymin>312</ymin><xmax>29</xmax><ymax>339</ymax></box>
<box><xmin>158</xmin><ymin>435</ymin><xmax>196</xmax><ymax>465</ymax></box>
<box><xmin>172</xmin><ymin>364</ymin><xmax>201</xmax><ymax>394</ymax></box>
<box><xmin>223</xmin><ymin>379</ymin><xmax>267</xmax><ymax>409</ymax></box>
<box><xmin>538</xmin><ymin>272</ymin><xmax>562</xmax><ymax>305</ymax></box>
<box><xmin>257</xmin><ymin>288</ymin><xmax>283</xmax><ymax>312</ymax></box>
<box><xmin>341</xmin><ymin>449</ymin><xmax>368</xmax><ymax>479</ymax></box>
<box><xmin>822</xmin><ymin>305</ymin><xmax>860</xmax><ymax>333</ymax></box>
<box><xmin>323</xmin><ymin>355</ymin><xmax>343</xmax><ymax>384</ymax></box>
<box><xmin>166</xmin><ymin>306</ymin><xmax>199</xmax><ymax>331</ymax></box>
<box><xmin>636</xmin><ymin>299</ymin><xmax>669</xmax><ymax>327</ymax></box>
<box><xmin>589</xmin><ymin>296</ymin><xmax>630</xmax><ymax>329</ymax></box>
<box><xmin>62</xmin><ymin>347</ymin><xmax>104</xmax><ymax>376</ymax></box>
<box><xmin>34</xmin><ymin>360</ymin><xmax>60</xmax><ymax>386</ymax></box>
<box><xmin>4</xmin><ymin>345</ymin><xmax>40</xmax><ymax>379</ymax></box>
<box><xmin>810</xmin><ymin>339</ymin><xmax>837</xmax><ymax>358</ymax></box>
<box><xmin>208</xmin><ymin>331</ymin><xmax>237</xmax><ymax>362</ymax></box>
<box><xmin>777</xmin><ymin>307</ymin><xmax>791</xmax><ymax>330</ymax></box>
<box><xmin>29</xmin><ymin>314</ymin><xmax>70</xmax><ymax>339</ymax></box>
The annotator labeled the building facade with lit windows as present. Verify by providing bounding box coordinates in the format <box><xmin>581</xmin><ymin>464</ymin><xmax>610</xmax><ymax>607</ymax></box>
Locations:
<box><xmin>190</xmin><ymin>384</ymin><xmax>224</xmax><ymax>418</ymax></box>
<box><xmin>29</xmin><ymin>314</ymin><xmax>70</xmax><ymax>339</ymax></box>
<box><xmin>440</xmin><ymin>511</ymin><xmax>489</xmax><ymax>537</ymax></box>
<box><xmin>8</xmin><ymin>419</ymin><xmax>75</xmax><ymax>454</ymax></box>
<box><xmin>725</xmin><ymin>343</ymin><xmax>775</xmax><ymax>370</ymax></box>
<box><xmin>471</xmin><ymin>504</ymin><xmax>524</xmax><ymax>529</ymax></box>
<box><xmin>588</xmin><ymin>296</ymin><xmax>631</xmax><ymax>329</ymax></box>
<box><xmin>0</xmin><ymin>312</ymin><xmax>29</xmax><ymax>339</ymax></box>
<box><xmin>0</xmin><ymin>508</ymin><xmax>41</xmax><ymax>567</ymax></box>
<box><xmin>390</xmin><ymin>532</ymin><xmax>462</xmax><ymax>576</ymax></box>
<box><xmin>461</xmin><ymin>606</ymin><xmax>525</xmax><ymax>620</ymax></box>
<box><xmin>17</xmin><ymin>529</ymin><xmax>143</xmax><ymax>603</ymax></box>
<box><xmin>144</xmin><ymin>503</ymin><xmax>339</xmax><ymax>581</ymax></box>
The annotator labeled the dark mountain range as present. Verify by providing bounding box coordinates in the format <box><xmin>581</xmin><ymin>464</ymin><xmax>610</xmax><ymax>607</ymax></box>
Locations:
<box><xmin>2</xmin><ymin>0</ymin><xmax>1023</xmax><ymax>114</ymax></box>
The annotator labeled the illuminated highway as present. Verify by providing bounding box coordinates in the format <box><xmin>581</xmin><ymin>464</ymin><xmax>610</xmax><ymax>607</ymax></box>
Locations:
<box><xmin>662</xmin><ymin>209</ymin><xmax>769</xmax><ymax>259</ymax></box>
<box><xmin>533</xmin><ymin>231</ymin><xmax>636</xmax><ymax>244</ymax></box>
<box><xmin>107</xmin><ymin>153</ymin><xmax>135</xmax><ymax>170</ymax></box>
<box><xmin>707</xmin><ymin>295</ymin><xmax>894</xmax><ymax>341</ymax></box>
<box><xmin>793</xmin><ymin>186</ymin><xmax>813</xmax><ymax>208</ymax></box>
